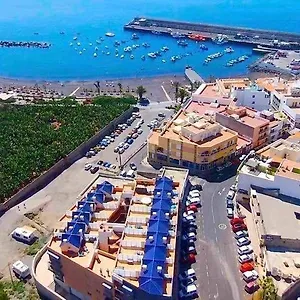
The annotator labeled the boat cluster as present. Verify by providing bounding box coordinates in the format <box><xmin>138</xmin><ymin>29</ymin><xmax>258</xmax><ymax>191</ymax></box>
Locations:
<box><xmin>0</xmin><ymin>41</ymin><xmax>51</xmax><ymax>48</ymax></box>
<box><xmin>226</xmin><ymin>55</ymin><xmax>249</xmax><ymax>67</ymax></box>
<box><xmin>203</xmin><ymin>47</ymin><xmax>235</xmax><ymax>65</ymax></box>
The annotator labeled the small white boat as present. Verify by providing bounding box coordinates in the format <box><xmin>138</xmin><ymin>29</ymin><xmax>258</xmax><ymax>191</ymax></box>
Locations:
<box><xmin>148</xmin><ymin>52</ymin><xmax>157</xmax><ymax>58</ymax></box>
<box><xmin>116</xmin><ymin>54</ymin><xmax>119</xmax><ymax>57</ymax></box>
<box><xmin>105</xmin><ymin>32</ymin><xmax>115</xmax><ymax>37</ymax></box>
<box><xmin>120</xmin><ymin>54</ymin><xmax>124</xmax><ymax>59</ymax></box>
<box><xmin>73</xmin><ymin>36</ymin><xmax>78</xmax><ymax>40</ymax></box>
<box><xmin>93</xmin><ymin>53</ymin><xmax>97</xmax><ymax>57</ymax></box>
<box><xmin>106</xmin><ymin>52</ymin><xmax>110</xmax><ymax>55</ymax></box>
<box><xmin>130</xmin><ymin>54</ymin><xmax>134</xmax><ymax>59</ymax></box>
<box><xmin>105</xmin><ymin>45</ymin><xmax>108</xmax><ymax>49</ymax></box>
<box><xmin>79</xmin><ymin>51</ymin><xmax>82</xmax><ymax>55</ymax></box>
<box><xmin>69</xmin><ymin>42</ymin><xmax>73</xmax><ymax>46</ymax></box>
<box><xmin>83</xmin><ymin>48</ymin><xmax>86</xmax><ymax>51</ymax></box>
<box><xmin>162</xmin><ymin>59</ymin><xmax>166</xmax><ymax>63</ymax></box>
<box><xmin>95</xmin><ymin>47</ymin><xmax>98</xmax><ymax>51</ymax></box>
<box><xmin>89</xmin><ymin>43</ymin><xmax>93</xmax><ymax>46</ymax></box>
<box><xmin>77</xmin><ymin>42</ymin><xmax>81</xmax><ymax>46</ymax></box>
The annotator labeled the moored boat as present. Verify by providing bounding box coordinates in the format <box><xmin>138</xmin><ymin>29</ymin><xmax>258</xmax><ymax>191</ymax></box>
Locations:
<box><xmin>105</xmin><ymin>32</ymin><xmax>115</xmax><ymax>37</ymax></box>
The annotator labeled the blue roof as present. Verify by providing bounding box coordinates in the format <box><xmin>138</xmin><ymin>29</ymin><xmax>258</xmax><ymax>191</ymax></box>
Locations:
<box><xmin>72</xmin><ymin>210</ymin><xmax>91</xmax><ymax>225</ymax></box>
<box><xmin>151</xmin><ymin>197</ymin><xmax>172</xmax><ymax>213</ymax></box>
<box><xmin>155</xmin><ymin>177</ymin><xmax>173</xmax><ymax>192</ymax></box>
<box><xmin>61</xmin><ymin>232</ymin><xmax>82</xmax><ymax>249</ymax></box>
<box><xmin>66</xmin><ymin>221</ymin><xmax>86</xmax><ymax>234</ymax></box>
<box><xmin>139</xmin><ymin>260</ymin><xmax>165</xmax><ymax>295</ymax></box>
<box><xmin>96</xmin><ymin>181</ymin><xmax>114</xmax><ymax>195</ymax></box>
<box><xmin>77</xmin><ymin>201</ymin><xmax>94</xmax><ymax>213</ymax></box>
<box><xmin>148</xmin><ymin>218</ymin><xmax>169</xmax><ymax>235</ymax></box>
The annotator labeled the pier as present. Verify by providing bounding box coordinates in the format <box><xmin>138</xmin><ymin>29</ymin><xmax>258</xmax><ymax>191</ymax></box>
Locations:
<box><xmin>124</xmin><ymin>17</ymin><xmax>300</xmax><ymax>50</ymax></box>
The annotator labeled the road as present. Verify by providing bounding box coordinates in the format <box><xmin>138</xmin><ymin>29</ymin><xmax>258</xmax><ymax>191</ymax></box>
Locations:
<box><xmin>190</xmin><ymin>174</ymin><xmax>246</xmax><ymax>300</ymax></box>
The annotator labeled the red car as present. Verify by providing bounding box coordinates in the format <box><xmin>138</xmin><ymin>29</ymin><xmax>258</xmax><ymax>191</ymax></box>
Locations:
<box><xmin>186</xmin><ymin>205</ymin><xmax>198</xmax><ymax>212</ymax></box>
<box><xmin>232</xmin><ymin>223</ymin><xmax>247</xmax><ymax>233</ymax></box>
<box><xmin>181</xmin><ymin>253</ymin><xmax>196</xmax><ymax>264</ymax></box>
<box><xmin>240</xmin><ymin>262</ymin><xmax>254</xmax><ymax>273</ymax></box>
<box><xmin>230</xmin><ymin>218</ymin><xmax>244</xmax><ymax>226</ymax></box>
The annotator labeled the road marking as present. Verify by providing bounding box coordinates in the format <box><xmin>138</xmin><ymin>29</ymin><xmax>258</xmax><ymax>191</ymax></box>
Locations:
<box><xmin>218</xmin><ymin>223</ymin><xmax>227</xmax><ymax>230</ymax></box>
<box><xmin>161</xmin><ymin>85</ymin><xmax>172</xmax><ymax>102</ymax></box>
<box><xmin>207</xmin><ymin>271</ymin><xmax>209</xmax><ymax>276</ymax></box>
<box><xmin>215</xmin><ymin>236</ymin><xmax>218</xmax><ymax>242</ymax></box>
<box><xmin>222</xmin><ymin>187</ymin><xmax>225</xmax><ymax>192</ymax></box>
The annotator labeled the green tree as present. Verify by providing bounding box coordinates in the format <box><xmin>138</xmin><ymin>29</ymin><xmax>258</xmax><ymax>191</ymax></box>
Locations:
<box><xmin>117</xmin><ymin>83</ymin><xmax>122</xmax><ymax>93</ymax></box>
<box><xmin>136</xmin><ymin>85</ymin><xmax>146</xmax><ymax>100</ymax></box>
<box><xmin>94</xmin><ymin>81</ymin><xmax>101</xmax><ymax>95</ymax></box>
<box><xmin>259</xmin><ymin>276</ymin><xmax>278</xmax><ymax>300</ymax></box>
<box><xmin>178</xmin><ymin>88</ymin><xmax>189</xmax><ymax>104</ymax></box>
<box><xmin>0</xmin><ymin>283</ymin><xmax>9</xmax><ymax>300</ymax></box>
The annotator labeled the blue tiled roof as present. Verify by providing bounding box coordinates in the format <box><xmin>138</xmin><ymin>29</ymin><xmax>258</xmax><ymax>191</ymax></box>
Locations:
<box><xmin>139</xmin><ymin>176</ymin><xmax>174</xmax><ymax>296</ymax></box>
<box><xmin>72</xmin><ymin>210</ymin><xmax>91</xmax><ymax>225</ymax></box>
<box><xmin>96</xmin><ymin>181</ymin><xmax>114</xmax><ymax>195</ymax></box>
<box><xmin>61</xmin><ymin>232</ymin><xmax>82</xmax><ymax>249</ymax></box>
<box><xmin>77</xmin><ymin>201</ymin><xmax>94</xmax><ymax>213</ymax></box>
<box><xmin>139</xmin><ymin>260</ymin><xmax>165</xmax><ymax>296</ymax></box>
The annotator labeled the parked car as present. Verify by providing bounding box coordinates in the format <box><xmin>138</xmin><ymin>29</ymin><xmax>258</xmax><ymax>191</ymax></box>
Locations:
<box><xmin>128</xmin><ymin>138</ymin><xmax>134</xmax><ymax>144</ymax></box>
<box><xmin>114</xmin><ymin>147</ymin><xmax>119</xmax><ymax>153</ymax></box>
<box><xmin>137</xmin><ymin>128</ymin><xmax>143</xmax><ymax>134</ymax></box>
<box><xmin>110</xmin><ymin>164</ymin><xmax>117</xmax><ymax>169</ymax></box>
<box><xmin>180</xmin><ymin>276</ymin><xmax>196</xmax><ymax>287</ymax></box>
<box><xmin>238</xmin><ymin>245</ymin><xmax>253</xmax><ymax>255</ymax></box>
<box><xmin>119</xmin><ymin>147</ymin><xmax>125</xmax><ymax>154</ymax></box>
<box><xmin>186</xmin><ymin>205</ymin><xmax>198</xmax><ymax>212</ymax></box>
<box><xmin>120</xmin><ymin>170</ymin><xmax>127</xmax><ymax>177</ymax></box>
<box><xmin>189</xmin><ymin>190</ymin><xmax>201</xmax><ymax>197</ymax></box>
<box><xmin>124</xmin><ymin>143</ymin><xmax>129</xmax><ymax>149</ymax></box>
<box><xmin>179</xmin><ymin>284</ymin><xmax>198</xmax><ymax>299</ymax></box>
<box><xmin>230</xmin><ymin>218</ymin><xmax>244</xmax><ymax>226</ymax></box>
<box><xmin>230</xmin><ymin>184</ymin><xmax>237</xmax><ymax>192</ymax></box>
<box><xmin>85</xmin><ymin>151</ymin><xmax>92</xmax><ymax>158</ymax></box>
<box><xmin>235</xmin><ymin>230</ymin><xmax>249</xmax><ymax>239</ymax></box>
<box><xmin>239</xmin><ymin>254</ymin><xmax>253</xmax><ymax>264</ymax></box>
<box><xmin>183</xmin><ymin>222</ymin><xmax>197</xmax><ymax>230</ymax></box>
<box><xmin>84</xmin><ymin>163</ymin><xmax>92</xmax><ymax>171</ymax></box>
<box><xmin>191</xmin><ymin>184</ymin><xmax>202</xmax><ymax>191</ymax></box>
<box><xmin>227</xmin><ymin>208</ymin><xmax>234</xmax><ymax>218</ymax></box>
<box><xmin>232</xmin><ymin>223</ymin><xmax>247</xmax><ymax>233</ymax></box>
<box><xmin>243</xmin><ymin>270</ymin><xmax>259</xmax><ymax>283</ymax></box>
<box><xmin>12</xmin><ymin>261</ymin><xmax>30</xmax><ymax>279</ymax></box>
<box><xmin>226</xmin><ymin>190</ymin><xmax>235</xmax><ymax>200</ymax></box>
<box><xmin>158</xmin><ymin>112</ymin><xmax>166</xmax><ymax>117</ymax></box>
<box><xmin>244</xmin><ymin>281</ymin><xmax>259</xmax><ymax>294</ymax></box>
<box><xmin>182</xmin><ymin>232</ymin><xmax>197</xmax><ymax>242</ymax></box>
<box><xmin>90</xmin><ymin>165</ymin><xmax>99</xmax><ymax>174</ymax></box>
<box><xmin>132</xmin><ymin>133</ymin><xmax>138</xmax><ymax>139</ymax></box>
<box><xmin>179</xmin><ymin>268</ymin><xmax>196</xmax><ymax>281</ymax></box>
<box><xmin>240</xmin><ymin>262</ymin><xmax>254</xmax><ymax>273</ymax></box>
<box><xmin>180</xmin><ymin>253</ymin><xmax>196</xmax><ymax>264</ymax></box>
<box><xmin>97</xmin><ymin>160</ymin><xmax>104</xmax><ymax>166</ymax></box>
<box><xmin>126</xmin><ymin>170</ymin><xmax>135</xmax><ymax>178</ymax></box>
<box><xmin>237</xmin><ymin>237</ymin><xmax>251</xmax><ymax>247</ymax></box>
<box><xmin>130</xmin><ymin>163</ymin><xmax>137</xmax><ymax>171</ymax></box>
<box><xmin>183</xmin><ymin>215</ymin><xmax>196</xmax><ymax>223</ymax></box>
<box><xmin>226</xmin><ymin>199</ymin><xmax>234</xmax><ymax>208</ymax></box>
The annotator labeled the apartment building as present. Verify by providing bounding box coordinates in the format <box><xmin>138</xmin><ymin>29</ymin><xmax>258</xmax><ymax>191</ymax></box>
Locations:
<box><xmin>237</xmin><ymin>133</ymin><xmax>300</xmax><ymax>199</ymax></box>
<box><xmin>257</xmin><ymin>77</ymin><xmax>300</xmax><ymax>128</ymax></box>
<box><xmin>147</xmin><ymin>110</ymin><xmax>238</xmax><ymax>171</ymax></box>
<box><xmin>33</xmin><ymin>169</ymin><xmax>188</xmax><ymax>300</ymax></box>
<box><xmin>215</xmin><ymin>106</ymin><xmax>270</xmax><ymax>149</ymax></box>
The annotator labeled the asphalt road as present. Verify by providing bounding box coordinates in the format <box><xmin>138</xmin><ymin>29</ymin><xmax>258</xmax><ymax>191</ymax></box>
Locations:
<box><xmin>189</xmin><ymin>174</ymin><xmax>246</xmax><ymax>300</ymax></box>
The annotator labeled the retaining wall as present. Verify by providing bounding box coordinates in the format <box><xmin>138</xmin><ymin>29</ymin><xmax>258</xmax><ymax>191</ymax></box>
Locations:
<box><xmin>0</xmin><ymin>106</ymin><xmax>134</xmax><ymax>213</ymax></box>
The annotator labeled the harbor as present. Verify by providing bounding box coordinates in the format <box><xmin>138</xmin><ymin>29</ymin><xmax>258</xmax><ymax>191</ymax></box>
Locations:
<box><xmin>124</xmin><ymin>17</ymin><xmax>300</xmax><ymax>50</ymax></box>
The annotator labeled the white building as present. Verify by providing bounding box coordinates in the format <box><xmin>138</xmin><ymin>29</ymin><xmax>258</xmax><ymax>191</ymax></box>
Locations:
<box><xmin>231</xmin><ymin>84</ymin><xmax>271</xmax><ymax>111</ymax></box>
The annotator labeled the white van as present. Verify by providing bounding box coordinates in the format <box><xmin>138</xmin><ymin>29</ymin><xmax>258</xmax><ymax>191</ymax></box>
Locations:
<box><xmin>227</xmin><ymin>208</ymin><xmax>234</xmax><ymax>218</ymax></box>
<box><xmin>12</xmin><ymin>261</ymin><xmax>30</xmax><ymax>279</ymax></box>
<box><xmin>12</xmin><ymin>226</ymin><xmax>36</xmax><ymax>244</ymax></box>
<box><xmin>227</xmin><ymin>190</ymin><xmax>235</xmax><ymax>200</ymax></box>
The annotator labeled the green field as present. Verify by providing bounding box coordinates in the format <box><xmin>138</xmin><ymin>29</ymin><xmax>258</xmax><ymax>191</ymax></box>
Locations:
<box><xmin>0</xmin><ymin>96</ymin><xmax>136</xmax><ymax>203</ymax></box>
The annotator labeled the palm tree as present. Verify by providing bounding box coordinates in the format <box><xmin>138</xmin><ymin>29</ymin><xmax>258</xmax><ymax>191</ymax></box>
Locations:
<box><xmin>94</xmin><ymin>81</ymin><xmax>101</xmax><ymax>95</ymax></box>
<box><xmin>178</xmin><ymin>88</ymin><xmax>189</xmax><ymax>104</ymax></box>
<box><xmin>136</xmin><ymin>85</ymin><xmax>146</xmax><ymax>100</ymax></box>
<box><xmin>173</xmin><ymin>81</ymin><xmax>180</xmax><ymax>100</ymax></box>
<box><xmin>259</xmin><ymin>276</ymin><xmax>278</xmax><ymax>300</ymax></box>
<box><xmin>117</xmin><ymin>83</ymin><xmax>122</xmax><ymax>93</ymax></box>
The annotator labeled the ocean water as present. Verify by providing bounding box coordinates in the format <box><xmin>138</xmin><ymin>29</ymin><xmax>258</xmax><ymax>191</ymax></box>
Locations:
<box><xmin>0</xmin><ymin>0</ymin><xmax>299</xmax><ymax>80</ymax></box>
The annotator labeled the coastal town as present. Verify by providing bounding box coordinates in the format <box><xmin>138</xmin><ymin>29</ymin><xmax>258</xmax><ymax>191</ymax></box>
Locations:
<box><xmin>0</xmin><ymin>4</ymin><xmax>300</xmax><ymax>300</ymax></box>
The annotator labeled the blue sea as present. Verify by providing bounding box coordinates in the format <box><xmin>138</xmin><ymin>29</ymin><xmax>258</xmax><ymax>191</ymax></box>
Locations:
<box><xmin>0</xmin><ymin>0</ymin><xmax>299</xmax><ymax>80</ymax></box>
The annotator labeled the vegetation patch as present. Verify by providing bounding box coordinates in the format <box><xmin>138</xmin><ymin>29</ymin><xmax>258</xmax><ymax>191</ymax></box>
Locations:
<box><xmin>0</xmin><ymin>96</ymin><xmax>136</xmax><ymax>203</ymax></box>
<box><xmin>0</xmin><ymin>280</ymin><xmax>39</xmax><ymax>300</ymax></box>
<box><xmin>24</xmin><ymin>236</ymin><xmax>47</xmax><ymax>256</ymax></box>
<box><xmin>292</xmin><ymin>167</ymin><xmax>300</xmax><ymax>174</ymax></box>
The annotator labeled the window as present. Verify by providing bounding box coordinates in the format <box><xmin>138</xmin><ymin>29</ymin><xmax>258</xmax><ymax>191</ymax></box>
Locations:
<box><xmin>252</xmin><ymin>95</ymin><xmax>255</xmax><ymax>98</ymax></box>
<box><xmin>252</xmin><ymin>101</ymin><xmax>255</xmax><ymax>105</ymax></box>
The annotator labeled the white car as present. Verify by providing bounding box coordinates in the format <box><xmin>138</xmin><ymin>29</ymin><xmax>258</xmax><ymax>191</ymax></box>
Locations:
<box><xmin>243</xmin><ymin>270</ymin><xmax>258</xmax><ymax>282</ymax></box>
<box><xmin>230</xmin><ymin>184</ymin><xmax>237</xmax><ymax>192</ymax></box>
<box><xmin>186</xmin><ymin>198</ymin><xmax>201</xmax><ymax>207</ymax></box>
<box><xmin>124</xmin><ymin>143</ymin><xmax>129</xmax><ymax>149</ymax></box>
<box><xmin>237</xmin><ymin>237</ymin><xmax>251</xmax><ymax>247</ymax></box>
<box><xmin>238</xmin><ymin>245</ymin><xmax>253</xmax><ymax>255</ymax></box>
<box><xmin>137</xmin><ymin>128</ymin><xmax>143</xmax><ymax>134</ymax></box>
<box><xmin>226</xmin><ymin>190</ymin><xmax>235</xmax><ymax>200</ymax></box>
<box><xmin>227</xmin><ymin>208</ymin><xmax>234</xmax><ymax>218</ymax></box>
<box><xmin>189</xmin><ymin>190</ymin><xmax>200</xmax><ymax>197</ymax></box>
<box><xmin>179</xmin><ymin>268</ymin><xmax>196</xmax><ymax>281</ymax></box>
<box><xmin>183</xmin><ymin>215</ymin><xmax>196</xmax><ymax>223</ymax></box>
<box><xmin>179</xmin><ymin>284</ymin><xmax>198</xmax><ymax>299</ymax></box>
<box><xmin>84</xmin><ymin>163</ymin><xmax>92</xmax><ymax>171</ymax></box>
<box><xmin>187</xmin><ymin>194</ymin><xmax>200</xmax><ymax>202</ymax></box>
<box><xmin>238</xmin><ymin>254</ymin><xmax>253</xmax><ymax>264</ymax></box>
<box><xmin>183</xmin><ymin>211</ymin><xmax>195</xmax><ymax>218</ymax></box>
<box><xmin>235</xmin><ymin>230</ymin><xmax>248</xmax><ymax>239</ymax></box>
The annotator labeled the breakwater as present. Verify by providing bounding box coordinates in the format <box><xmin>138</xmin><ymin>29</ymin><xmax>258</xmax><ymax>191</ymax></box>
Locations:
<box><xmin>0</xmin><ymin>40</ymin><xmax>51</xmax><ymax>48</ymax></box>
<box><xmin>124</xmin><ymin>17</ymin><xmax>300</xmax><ymax>50</ymax></box>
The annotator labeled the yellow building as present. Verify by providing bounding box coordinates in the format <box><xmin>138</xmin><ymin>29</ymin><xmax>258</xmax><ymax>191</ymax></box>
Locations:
<box><xmin>148</xmin><ymin>110</ymin><xmax>238</xmax><ymax>171</ymax></box>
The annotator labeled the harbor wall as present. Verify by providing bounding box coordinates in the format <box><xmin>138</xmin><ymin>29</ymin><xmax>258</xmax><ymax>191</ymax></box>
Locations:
<box><xmin>0</xmin><ymin>106</ymin><xmax>134</xmax><ymax>213</ymax></box>
<box><xmin>126</xmin><ymin>17</ymin><xmax>300</xmax><ymax>42</ymax></box>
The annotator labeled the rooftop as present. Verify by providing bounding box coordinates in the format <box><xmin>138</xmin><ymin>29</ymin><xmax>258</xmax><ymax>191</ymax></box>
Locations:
<box><xmin>42</xmin><ymin>170</ymin><xmax>187</xmax><ymax>297</ymax></box>
<box><xmin>257</xmin><ymin>192</ymin><xmax>300</xmax><ymax>240</ymax></box>
<box><xmin>185</xmin><ymin>100</ymin><xmax>227</xmax><ymax>116</ymax></box>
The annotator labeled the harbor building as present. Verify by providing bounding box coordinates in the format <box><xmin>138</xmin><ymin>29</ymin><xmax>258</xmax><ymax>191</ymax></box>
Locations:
<box><xmin>257</xmin><ymin>77</ymin><xmax>300</xmax><ymax>128</ymax></box>
<box><xmin>32</xmin><ymin>169</ymin><xmax>189</xmax><ymax>300</ymax></box>
<box><xmin>147</xmin><ymin>109</ymin><xmax>238</xmax><ymax>171</ymax></box>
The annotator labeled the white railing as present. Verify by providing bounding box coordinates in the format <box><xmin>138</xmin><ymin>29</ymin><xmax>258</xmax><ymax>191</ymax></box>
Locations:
<box><xmin>124</xmin><ymin>227</ymin><xmax>147</xmax><ymax>236</ymax></box>
<box><xmin>113</xmin><ymin>268</ymin><xmax>140</xmax><ymax>280</ymax></box>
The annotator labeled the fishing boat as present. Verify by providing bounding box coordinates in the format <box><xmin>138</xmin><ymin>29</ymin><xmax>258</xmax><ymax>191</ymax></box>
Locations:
<box><xmin>130</xmin><ymin>54</ymin><xmax>134</xmax><ymax>59</ymax></box>
<box><xmin>105</xmin><ymin>32</ymin><xmax>115</xmax><ymax>37</ymax></box>
<box><xmin>106</xmin><ymin>52</ymin><xmax>110</xmax><ymax>55</ymax></box>
<box><xmin>142</xmin><ymin>42</ymin><xmax>150</xmax><ymax>48</ymax></box>
<box><xmin>114</xmin><ymin>41</ymin><xmax>121</xmax><ymax>46</ymax></box>
<box><xmin>141</xmin><ymin>55</ymin><xmax>146</xmax><ymax>60</ymax></box>
<box><xmin>171</xmin><ymin>56</ymin><xmax>176</xmax><ymax>62</ymax></box>
<box><xmin>148</xmin><ymin>52</ymin><xmax>157</xmax><ymax>58</ymax></box>
<box><xmin>93</xmin><ymin>53</ymin><xmax>97</xmax><ymax>57</ymax></box>
<box><xmin>224</xmin><ymin>47</ymin><xmax>234</xmax><ymax>53</ymax></box>
<box><xmin>79</xmin><ymin>51</ymin><xmax>82</xmax><ymax>55</ymax></box>
<box><xmin>96</xmin><ymin>40</ymin><xmax>101</xmax><ymax>44</ymax></box>
<box><xmin>151</xmin><ymin>30</ymin><xmax>162</xmax><ymax>35</ymax></box>
<box><xmin>162</xmin><ymin>59</ymin><xmax>166</xmax><ymax>63</ymax></box>
<box><xmin>155</xmin><ymin>51</ymin><xmax>162</xmax><ymax>56</ymax></box>
<box><xmin>132</xmin><ymin>45</ymin><xmax>137</xmax><ymax>49</ymax></box>
<box><xmin>226</xmin><ymin>62</ymin><xmax>234</xmax><ymax>67</ymax></box>
<box><xmin>171</xmin><ymin>32</ymin><xmax>185</xmax><ymax>39</ymax></box>
<box><xmin>73</xmin><ymin>36</ymin><xmax>78</xmax><ymax>40</ymax></box>
<box><xmin>60</xmin><ymin>32</ymin><xmax>65</xmax><ymax>35</ymax></box>
<box><xmin>161</xmin><ymin>46</ymin><xmax>169</xmax><ymax>51</ymax></box>
<box><xmin>212</xmin><ymin>34</ymin><xmax>228</xmax><ymax>45</ymax></box>
<box><xmin>77</xmin><ymin>42</ymin><xmax>81</xmax><ymax>46</ymax></box>
<box><xmin>69</xmin><ymin>42</ymin><xmax>73</xmax><ymax>46</ymax></box>
<box><xmin>124</xmin><ymin>46</ymin><xmax>132</xmax><ymax>52</ymax></box>
<box><xmin>120</xmin><ymin>55</ymin><xmax>124</xmax><ymax>59</ymax></box>
<box><xmin>188</xmin><ymin>34</ymin><xmax>206</xmax><ymax>41</ymax></box>
<box><xmin>177</xmin><ymin>40</ymin><xmax>188</xmax><ymax>47</ymax></box>
<box><xmin>131</xmin><ymin>33</ymin><xmax>139</xmax><ymax>40</ymax></box>
<box><xmin>116</xmin><ymin>54</ymin><xmax>119</xmax><ymax>57</ymax></box>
